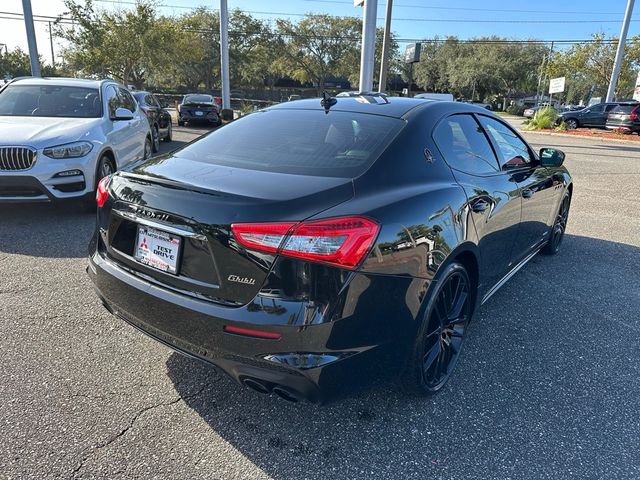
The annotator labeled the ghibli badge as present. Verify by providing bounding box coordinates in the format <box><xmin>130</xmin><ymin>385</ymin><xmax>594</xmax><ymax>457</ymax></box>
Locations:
<box><xmin>227</xmin><ymin>274</ymin><xmax>256</xmax><ymax>285</ymax></box>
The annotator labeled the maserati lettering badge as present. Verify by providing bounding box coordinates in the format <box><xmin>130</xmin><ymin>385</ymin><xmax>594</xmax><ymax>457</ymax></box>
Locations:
<box><xmin>228</xmin><ymin>274</ymin><xmax>256</xmax><ymax>285</ymax></box>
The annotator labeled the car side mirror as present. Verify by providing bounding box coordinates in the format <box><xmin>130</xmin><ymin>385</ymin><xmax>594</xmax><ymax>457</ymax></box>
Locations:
<box><xmin>539</xmin><ymin>147</ymin><xmax>565</xmax><ymax>167</ymax></box>
<box><xmin>112</xmin><ymin>107</ymin><xmax>134</xmax><ymax>121</ymax></box>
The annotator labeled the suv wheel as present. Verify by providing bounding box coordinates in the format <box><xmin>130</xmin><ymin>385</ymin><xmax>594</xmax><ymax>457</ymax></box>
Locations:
<box><xmin>151</xmin><ymin>126</ymin><xmax>160</xmax><ymax>152</ymax></box>
<box><xmin>565</xmin><ymin>118</ymin><xmax>578</xmax><ymax>129</ymax></box>
<box><xmin>164</xmin><ymin>122</ymin><xmax>172</xmax><ymax>142</ymax></box>
<box><xmin>144</xmin><ymin>136</ymin><xmax>152</xmax><ymax>160</ymax></box>
<box><xmin>401</xmin><ymin>262</ymin><xmax>473</xmax><ymax>394</ymax></box>
<box><xmin>82</xmin><ymin>154</ymin><xmax>114</xmax><ymax>212</ymax></box>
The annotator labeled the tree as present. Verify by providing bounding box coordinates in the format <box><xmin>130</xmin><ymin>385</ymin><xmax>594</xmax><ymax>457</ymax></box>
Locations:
<box><xmin>274</xmin><ymin>14</ymin><xmax>362</xmax><ymax>94</ymax></box>
<box><xmin>0</xmin><ymin>47</ymin><xmax>57</xmax><ymax>79</ymax></box>
<box><xmin>547</xmin><ymin>33</ymin><xmax>640</xmax><ymax>102</ymax></box>
<box><xmin>58</xmin><ymin>0</ymin><xmax>174</xmax><ymax>87</ymax></box>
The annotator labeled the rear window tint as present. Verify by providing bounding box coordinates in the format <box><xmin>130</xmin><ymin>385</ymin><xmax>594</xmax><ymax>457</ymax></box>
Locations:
<box><xmin>175</xmin><ymin>109</ymin><xmax>404</xmax><ymax>178</ymax></box>
<box><xmin>612</xmin><ymin>104</ymin><xmax>639</xmax><ymax>113</ymax></box>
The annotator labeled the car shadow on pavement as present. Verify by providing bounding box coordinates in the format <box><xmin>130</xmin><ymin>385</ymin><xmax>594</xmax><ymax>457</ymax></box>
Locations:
<box><xmin>165</xmin><ymin>233</ymin><xmax>640</xmax><ymax>479</ymax></box>
<box><xmin>0</xmin><ymin>203</ymin><xmax>95</xmax><ymax>258</ymax></box>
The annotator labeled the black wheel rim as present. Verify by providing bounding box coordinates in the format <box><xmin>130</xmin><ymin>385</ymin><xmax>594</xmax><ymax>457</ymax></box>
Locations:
<box><xmin>422</xmin><ymin>271</ymin><xmax>471</xmax><ymax>390</ymax></box>
<box><xmin>551</xmin><ymin>194</ymin><xmax>570</xmax><ymax>251</ymax></box>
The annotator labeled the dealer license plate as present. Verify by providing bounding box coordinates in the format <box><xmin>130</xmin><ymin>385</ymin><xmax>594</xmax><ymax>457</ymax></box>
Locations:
<box><xmin>134</xmin><ymin>226</ymin><xmax>181</xmax><ymax>274</ymax></box>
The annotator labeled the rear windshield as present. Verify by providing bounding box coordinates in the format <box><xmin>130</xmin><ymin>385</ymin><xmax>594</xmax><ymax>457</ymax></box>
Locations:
<box><xmin>184</xmin><ymin>95</ymin><xmax>213</xmax><ymax>104</ymax></box>
<box><xmin>612</xmin><ymin>104</ymin><xmax>639</xmax><ymax>113</ymax></box>
<box><xmin>0</xmin><ymin>84</ymin><xmax>101</xmax><ymax>118</ymax></box>
<box><xmin>175</xmin><ymin>109</ymin><xmax>404</xmax><ymax>178</ymax></box>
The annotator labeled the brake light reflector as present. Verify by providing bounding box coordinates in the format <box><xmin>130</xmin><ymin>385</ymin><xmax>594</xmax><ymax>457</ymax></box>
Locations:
<box><xmin>96</xmin><ymin>176</ymin><xmax>110</xmax><ymax>207</ymax></box>
<box><xmin>223</xmin><ymin>325</ymin><xmax>282</xmax><ymax>340</ymax></box>
<box><xmin>231</xmin><ymin>216</ymin><xmax>379</xmax><ymax>268</ymax></box>
<box><xmin>631</xmin><ymin>108</ymin><xmax>638</xmax><ymax>121</ymax></box>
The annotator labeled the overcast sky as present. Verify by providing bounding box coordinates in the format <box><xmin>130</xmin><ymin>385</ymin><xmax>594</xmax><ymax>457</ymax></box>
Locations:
<box><xmin>2</xmin><ymin>0</ymin><xmax>638</xmax><ymax>66</ymax></box>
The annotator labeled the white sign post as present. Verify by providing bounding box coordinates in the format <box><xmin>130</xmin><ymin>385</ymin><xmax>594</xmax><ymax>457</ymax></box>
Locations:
<box><xmin>549</xmin><ymin>76</ymin><xmax>565</xmax><ymax>107</ymax></box>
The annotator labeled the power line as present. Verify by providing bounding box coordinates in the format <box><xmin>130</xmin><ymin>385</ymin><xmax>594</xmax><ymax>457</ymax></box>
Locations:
<box><xmin>89</xmin><ymin>1</ymin><xmax>635</xmax><ymax>23</ymax></box>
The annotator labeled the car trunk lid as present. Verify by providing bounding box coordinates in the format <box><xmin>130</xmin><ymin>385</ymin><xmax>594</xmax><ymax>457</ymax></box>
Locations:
<box><xmin>103</xmin><ymin>158</ymin><xmax>354</xmax><ymax>306</ymax></box>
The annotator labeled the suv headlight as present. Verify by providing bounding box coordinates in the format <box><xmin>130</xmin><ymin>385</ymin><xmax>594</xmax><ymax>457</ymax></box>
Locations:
<box><xmin>43</xmin><ymin>141</ymin><xmax>93</xmax><ymax>159</ymax></box>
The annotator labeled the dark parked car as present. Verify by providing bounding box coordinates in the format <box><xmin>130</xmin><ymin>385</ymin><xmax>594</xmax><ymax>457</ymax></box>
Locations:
<box><xmin>177</xmin><ymin>94</ymin><xmax>221</xmax><ymax>127</ymax></box>
<box><xmin>132</xmin><ymin>91</ymin><xmax>172</xmax><ymax>152</ymax></box>
<box><xmin>89</xmin><ymin>96</ymin><xmax>572</xmax><ymax>403</ymax></box>
<box><xmin>558</xmin><ymin>102</ymin><xmax>619</xmax><ymax>129</ymax></box>
<box><xmin>605</xmin><ymin>103</ymin><xmax>640</xmax><ymax>133</ymax></box>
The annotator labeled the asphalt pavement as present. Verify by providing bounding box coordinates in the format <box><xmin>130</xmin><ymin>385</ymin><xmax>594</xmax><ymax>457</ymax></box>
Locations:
<box><xmin>1</xmin><ymin>122</ymin><xmax>639</xmax><ymax>480</ymax></box>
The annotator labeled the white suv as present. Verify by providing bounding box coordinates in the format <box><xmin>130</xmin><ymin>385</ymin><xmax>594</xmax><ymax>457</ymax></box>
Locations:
<box><xmin>0</xmin><ymin>77</ymin><xmax>152</xmax><ymax>206</ymax></box>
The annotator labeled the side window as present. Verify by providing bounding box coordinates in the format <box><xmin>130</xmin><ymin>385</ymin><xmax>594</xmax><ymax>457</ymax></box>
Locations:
<box><xmin>478</xmin><ymin>116</ymin><xmax>531</xmax><ymax>169</ymax></box>
<box><xmin>105</xmin><ymin>85</ymin><xmax>121</xmax><ymax>118</ymax></box>
<box><xmin>118</xmin><ymin>88</ymin><xmax>137</xmax><ymax>113</ymax></box>
<box><xmin>148</xmin><ymin>95</ymin><xmax>161</xmax><ymax>108</ymax></box>
<box><xmin>589</xmin><ymin>104</ymin><xmax>604</xmax><ymax>113</ymax></box>
<box><xmin>605</xmin><ymin>104</ymin><xmax>618</xmax><ymax>112</ymax></box>
<box><xmin>433</xmin><ymin>114</ymin><xmax>500</xmax><ymax>175</ymax></box>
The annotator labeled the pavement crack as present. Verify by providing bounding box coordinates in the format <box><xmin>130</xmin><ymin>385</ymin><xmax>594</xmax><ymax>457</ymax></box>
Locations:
<box><xmin>69</xmin><ymin>385</ymin><xmax>207</xmax><ymax>479</ymax></box>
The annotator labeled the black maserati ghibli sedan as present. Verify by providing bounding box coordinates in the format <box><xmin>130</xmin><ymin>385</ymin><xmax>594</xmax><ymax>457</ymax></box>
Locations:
<box><xmin>88</xmin><ymin>95</ymin><xmax>572</xmax><ymax>403</ymax></box>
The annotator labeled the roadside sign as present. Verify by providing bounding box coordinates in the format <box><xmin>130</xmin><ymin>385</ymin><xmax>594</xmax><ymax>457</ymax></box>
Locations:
<box><xmin>404</xmin><ymin>43</ymin><xmax>421</xmax><ymax>64</ymax></box>
<box><xmin>633</xmin><ymin>72</ymin><xmax>640</xmax><ymax>101</ymax></box>
<box><xmin>549</xmin><ymin>77</ymin><xmax>565</xmax><ymax>94</ymax></box>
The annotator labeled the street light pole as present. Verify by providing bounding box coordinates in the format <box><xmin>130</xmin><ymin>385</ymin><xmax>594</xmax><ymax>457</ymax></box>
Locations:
<box><xmin>378</xmin><ymin>0</ymin><xmax>393</xmax><ymax>93</ymax></box>
<box><xmin>22</xmin><ymin>0</ymin><xmax>41</xmax><ymax>76</ymax></box>
<box><xmin>48</xmin><ymin>21</ymin><xmax>55</xmax><ymax>67</ymax></box>
<box><xmin>606</xmin><ymin>0</ymin><xmax>635</xmax><ymax>102</ymax></box>
<box><xmin>358</xmin><ymin>0</ymin><xmax>377</xmax><ymax>93</ymax></box>
<box><xmin>219</xmin><ymin>0</ymin><xmax>230</xmax><ymax>110</ymax></box>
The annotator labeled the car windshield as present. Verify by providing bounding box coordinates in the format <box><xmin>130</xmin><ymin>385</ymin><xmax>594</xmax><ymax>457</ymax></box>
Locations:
<box><xmin>176</xmin><ymin>109</ymin><xmax>404</xmax><ymax>178</ymax></box>
<box><xmin>184</xmin><ymin>95</ymin><xmax>213</xmax><ymax>104</ymax></box>
<box><xmin>612</xmin><ymin>104</ymin><xmax>639</xmax><ymax>113</ymax></box>
<box><xmin>0</xmin><ymin>84</ymin><xmax>101</xmax><ymax>118</ymax></box>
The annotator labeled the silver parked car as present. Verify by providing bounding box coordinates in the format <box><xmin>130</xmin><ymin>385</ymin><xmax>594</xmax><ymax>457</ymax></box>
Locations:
<box><xmin>0</xmin><ymin>77</ymin><xmax>152</xmax><ymax>207</ymax></box>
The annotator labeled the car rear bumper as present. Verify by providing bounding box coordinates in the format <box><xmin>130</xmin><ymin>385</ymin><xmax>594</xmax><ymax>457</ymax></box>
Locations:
<box><xmin>605</xmin><ymin>120</ymin><xmax>640</xmax><ymax>131</ymax></box>
<box><xmin>179</xmin><ymin>111</ymin><xmax>220</xmax><ymax>123</ymax></box>
<box><xmin>88</xmin><ymin>250</ymin><xmax>418</xmax><ymax>403</ymax></box>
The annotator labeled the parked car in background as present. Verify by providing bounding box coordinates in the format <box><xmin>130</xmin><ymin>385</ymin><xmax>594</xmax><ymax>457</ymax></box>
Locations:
<box><xmin>0</xmin><ymin>77</ymin><xmax>151</xmax><ymax>208</ymax></box>
<box><xmin>468</xmin><ymin>101</ymin><xmax>492</xmax><ymax>110</ymax></box>
<box><xmin>177</xmin><ymin>94</ymin><xmax>221</xmax><ymax>127</ymax></box>
<box><xmin>557</xmin><ymin>102</ymin><xmax>620</xmax><ymax>129</ymax></box>
<box><xmin>524</xmin><ymin>105</ymin><xmax>544</xmax><ymax>118</ymax></box>
<box><xmin>132</xmin><ymin>91</ymin><xmax>172</xmax><ymax>152</ymax></box>
<box><xmin>605</xmin><ymin>103</ymin><xmax>640</xmax><ymax>133</ymax></box>
<box><xmin>89</xmin><ymin>96</ymin><xmax>572</xmax><ymax>403</ymax></box>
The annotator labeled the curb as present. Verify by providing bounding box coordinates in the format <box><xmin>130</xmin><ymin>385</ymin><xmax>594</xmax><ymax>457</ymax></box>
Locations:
<box><xmin>518</xmin><ymin>129</ymin><xmax>640</xmax><ymax>145</ymax></box>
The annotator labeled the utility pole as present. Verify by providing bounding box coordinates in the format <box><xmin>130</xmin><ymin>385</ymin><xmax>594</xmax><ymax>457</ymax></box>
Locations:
<box><xmin>606</xmin><ymin>0</ymin><xmax>635</xmax><ymax>102</ymax></box>
<box><xmin>48</xmin><ymin>21</ymin><xmax>55</xmax><ymax>67</ymax></box>
<box><xmin>22</xmin><ymin>0</ymin><xmax>41</xmax><ymax>76</ymax></box>
<box><xmin>378</xmin><ymin>0</ymin><xmax>393</xmax><ymax>93</ymax></box>
<box><xmin>219</xmin><ymin>0</ymin><xmax>230</xmax><ymax>110</ymax></box>
<box><xmin>358</xmin><ymin>0</ymin><xmax>377</xmax><ymax>92</ymax></box>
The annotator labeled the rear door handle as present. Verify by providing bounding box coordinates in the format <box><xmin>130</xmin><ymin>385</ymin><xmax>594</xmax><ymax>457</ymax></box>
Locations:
<box><xmin>471</xmin><ymin>199</ymin><xmax>490</xmax><ymax>213</ymax></box>
<box><xmin>522</xmin><ymin>189</ymin><xmax>534</xmax><ymax>199</ymax></box>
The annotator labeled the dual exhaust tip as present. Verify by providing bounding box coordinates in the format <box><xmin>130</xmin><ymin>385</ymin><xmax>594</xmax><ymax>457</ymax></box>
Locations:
<box><xmin>241</xmin><ymin>377</ymin><xmax>302</xmax><ymax>402</ymax></box>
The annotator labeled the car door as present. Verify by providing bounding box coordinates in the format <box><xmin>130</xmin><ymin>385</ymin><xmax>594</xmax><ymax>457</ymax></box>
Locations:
<box><xmin>149</xmin><ymin>94</ymin><xmax>170</xmax><ymax>135</ymax></box>
<box><xmin>118</xmin><ymin>87</ymin><xmax>147</xmax><ymax>163</ymax></box>
<box><xmin>476</xmin><ymin>115</ymin><xmax>560</xmax><ymax>262</ymax></box>
<box><xmin>432</xmin><ymin>113</ymin><xmax>522</xmax><ymax>293</ymax></box>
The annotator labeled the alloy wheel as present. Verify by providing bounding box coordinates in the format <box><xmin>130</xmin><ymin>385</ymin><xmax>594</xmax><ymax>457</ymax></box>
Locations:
<box><xmin>152</xmin><ymin>126</ymin><xmax>160</xmax><ymax>152</ymax></box>
<box><xmin>551</xmin><ymin>193</ymin><xmax>570</xmax><ymax>252</ymax></box>
<box><xmin>144</xmin><ymin>137</ymin><xmax>152</xmax><ymax>159</ymax></box>
<box><xmin>566</xmin><ymin>119</ymin><xmax>578</xmax><ymax>129</ymax></box>
<box><xmin>99</xmin><ymin>156</ymin><xmax>114</xmax><ymax>179</ymax></box>
<box><xmin>422</xmin><ymin>270</ymin><xmax>471</xmax><ymax>391</ymax></box>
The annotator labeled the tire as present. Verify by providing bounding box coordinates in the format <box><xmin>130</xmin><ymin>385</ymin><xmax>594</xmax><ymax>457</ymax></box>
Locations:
<box><xmin>542</xmin><ymin>190</ymin><xmax>571</xmax><ymax>255</ymax></box>
<box><xmin>83</xmin><ymin>154</ymin><xmax>114</xmax><ymax>212</ymax></box>
<box><xmin>401</xmin><ymin>262</ymin><xmax>474</xmax><ymax>395</ymax></box>
<box><xmin>565</xmin><ymin>118</ymin><xmax>578</xmax><ymax>129</ymax></box>
<box><xmin>144</xmin><ymin>135</ymin><xmax>152</xmax><ymax>160</ymax></box>
<box><xmin>164</xmin><ymin>122</ymin><xmax>172</xmax><ymax>142</ymax></box>
<box><xmin>151</xmin><ymin>125</ymin><xmax>160</xmax><ymax>153</ymax></box>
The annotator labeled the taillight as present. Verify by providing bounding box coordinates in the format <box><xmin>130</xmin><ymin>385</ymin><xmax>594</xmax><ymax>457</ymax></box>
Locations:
<box><xmin>631</xmin><ymin>108</ymin><xmax>638</xmax><ymax>121</ymax></box>
<box><xmin>96</xmin><ymin>176</ymin><xmax>110</xmax><ymax>207</ymax></box>
<box><xmin>232</xmin><ymin>216</ymin><xmax>379</xmax><ymax>268</ymax></box>
<box><xmin>140</xmin><ymin>107</ymin><xmax>149</xmax><ymax>116</ymax></box>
